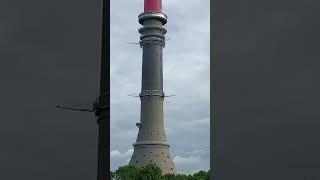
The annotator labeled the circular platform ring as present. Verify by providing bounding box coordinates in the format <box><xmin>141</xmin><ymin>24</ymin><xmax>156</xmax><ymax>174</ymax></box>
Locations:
<box><xmin>133</xmin><ymin>141</ymin><xmax>170</xmax><ymax>147</ymax></box>
<box><xmin>138</xmin><ymin>12</ymin><xmax>167</xmax><ymax>25</ymax></box>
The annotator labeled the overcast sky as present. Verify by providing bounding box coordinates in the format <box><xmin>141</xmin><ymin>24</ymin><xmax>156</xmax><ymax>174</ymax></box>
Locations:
<box><xmin>110</xmin><ymin>0</ymin><xmax>210</xmax><ymax>174</ymax></box>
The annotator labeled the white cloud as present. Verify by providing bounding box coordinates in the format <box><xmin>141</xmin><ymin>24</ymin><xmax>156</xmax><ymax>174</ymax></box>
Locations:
<box><xmin>174</xmin><ymin>155</ymin><xmax>201</xmax><ymax>165</ymax></box>
<box><xmin>173</xmin><ymin>153</ymin><xmax>210</xmax><ymax>174</ymax></box>
<box><xmin>183</xmin><ymin>117</ymin><xmax>210</xmax><ymax>130</ymax></box>
<box><xmin>110</xmin><ymin>149</ymin><xmax>134</xmax><ymax>171</ymax></box>
<box><xmin>110</xmin><ymin>148</ymin><xmax>133</xmax><ymax>159</ymax></box>
<box><xmin>110</xmin><ymin>150</ymin><xmax>121</xmax><ymax>158</ymax></box>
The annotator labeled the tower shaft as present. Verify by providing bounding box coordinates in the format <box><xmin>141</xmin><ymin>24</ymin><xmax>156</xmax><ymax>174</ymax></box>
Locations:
<box><xmin>129</xmin><ymin>0</ymin><xmax>176</xmax><ymax>175</ymax></box>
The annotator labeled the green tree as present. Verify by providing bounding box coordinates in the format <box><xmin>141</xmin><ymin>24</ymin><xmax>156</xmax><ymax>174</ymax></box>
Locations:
<box><xmin>174</xmin><ymin>173</ymin><xmax>192</xmax><ymax>180</ymax></box>
<box><xmin>162</xmin><ymin>173</ymin><xmax>176</xmax><ymax>180</ymax></box>
<box><xmin>192</xmin><ymin>170</ymin><xmax>210</xmax><ymax>180</ymax></box>
<box><xmin>114</xmin><ymin>165</ymin><xmax>141</xmax><ymax>180</ymax></box>
<box><xmin>113</xmin><ymin>164</ymin><xmax>211</xmax><ymax>180</ymax></box>
<box><xmin>110</xmin><ymin>170</ymin><xmax>115</xmax><ymax>179</ymax></box>
<box><xmin>137</xmin><ymin>163</ymin><xmax>162</xmax><ymax>180</ymax></box>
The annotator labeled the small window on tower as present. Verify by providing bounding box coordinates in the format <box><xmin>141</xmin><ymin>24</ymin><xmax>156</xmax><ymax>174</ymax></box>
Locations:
<box><xmin>163</xmin><ymin>161</ymin><xmax>166</xmax><ymax>164</ymax></box>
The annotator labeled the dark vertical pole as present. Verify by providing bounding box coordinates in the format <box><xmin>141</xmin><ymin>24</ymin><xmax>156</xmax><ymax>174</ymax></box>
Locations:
<box><xmin>96</xmin><ymin>0</ymin><xmax>109</xmax><ymax>179</ymax></box>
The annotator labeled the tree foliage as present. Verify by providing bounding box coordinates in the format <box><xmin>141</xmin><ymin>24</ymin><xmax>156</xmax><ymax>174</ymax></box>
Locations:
<box><xmin>114</xmin><ymin>165</ymin><xmax>141</xmax><ymax>180</ymax></box>
<box><xmin>137</xmin><ymin>163</ymin><xmax>162</xmax><ymax>180</ymax></box>
<box><xmin>110</xmin><ymin>164</ymin><xmax>210</xmax><ymax>180</ymax></box>
<box><xmin>192</xmin><ymin>170</ymin><xmax>210</xmax><ymax>180</ymax></box>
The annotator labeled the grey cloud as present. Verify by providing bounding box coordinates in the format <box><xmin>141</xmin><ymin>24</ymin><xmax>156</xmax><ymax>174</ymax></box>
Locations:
<box><xmin>110</xmin><ymin>149</ymin><xmax>134</xmax><ymax>171</ymax></box>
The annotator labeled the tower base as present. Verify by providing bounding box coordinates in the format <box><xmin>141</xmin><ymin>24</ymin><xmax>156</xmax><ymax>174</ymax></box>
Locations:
<box><xmin>129</xmin><ymin>143</ymin><xmax>176</xmax><ymax>175</ymax></box>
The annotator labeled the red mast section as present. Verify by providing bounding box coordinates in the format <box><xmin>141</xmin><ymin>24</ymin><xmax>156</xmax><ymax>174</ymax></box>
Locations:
<box><xmin>144</xmin><ymin>0</ymin><xmax>162</xmax><ymax>12</ymax></box>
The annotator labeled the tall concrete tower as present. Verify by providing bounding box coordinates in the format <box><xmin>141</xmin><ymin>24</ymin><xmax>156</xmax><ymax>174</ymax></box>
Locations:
<box><xmin>129</xmin><ymin>0</ymin><xmax>176</xmax><ymax>175</ymax></box>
